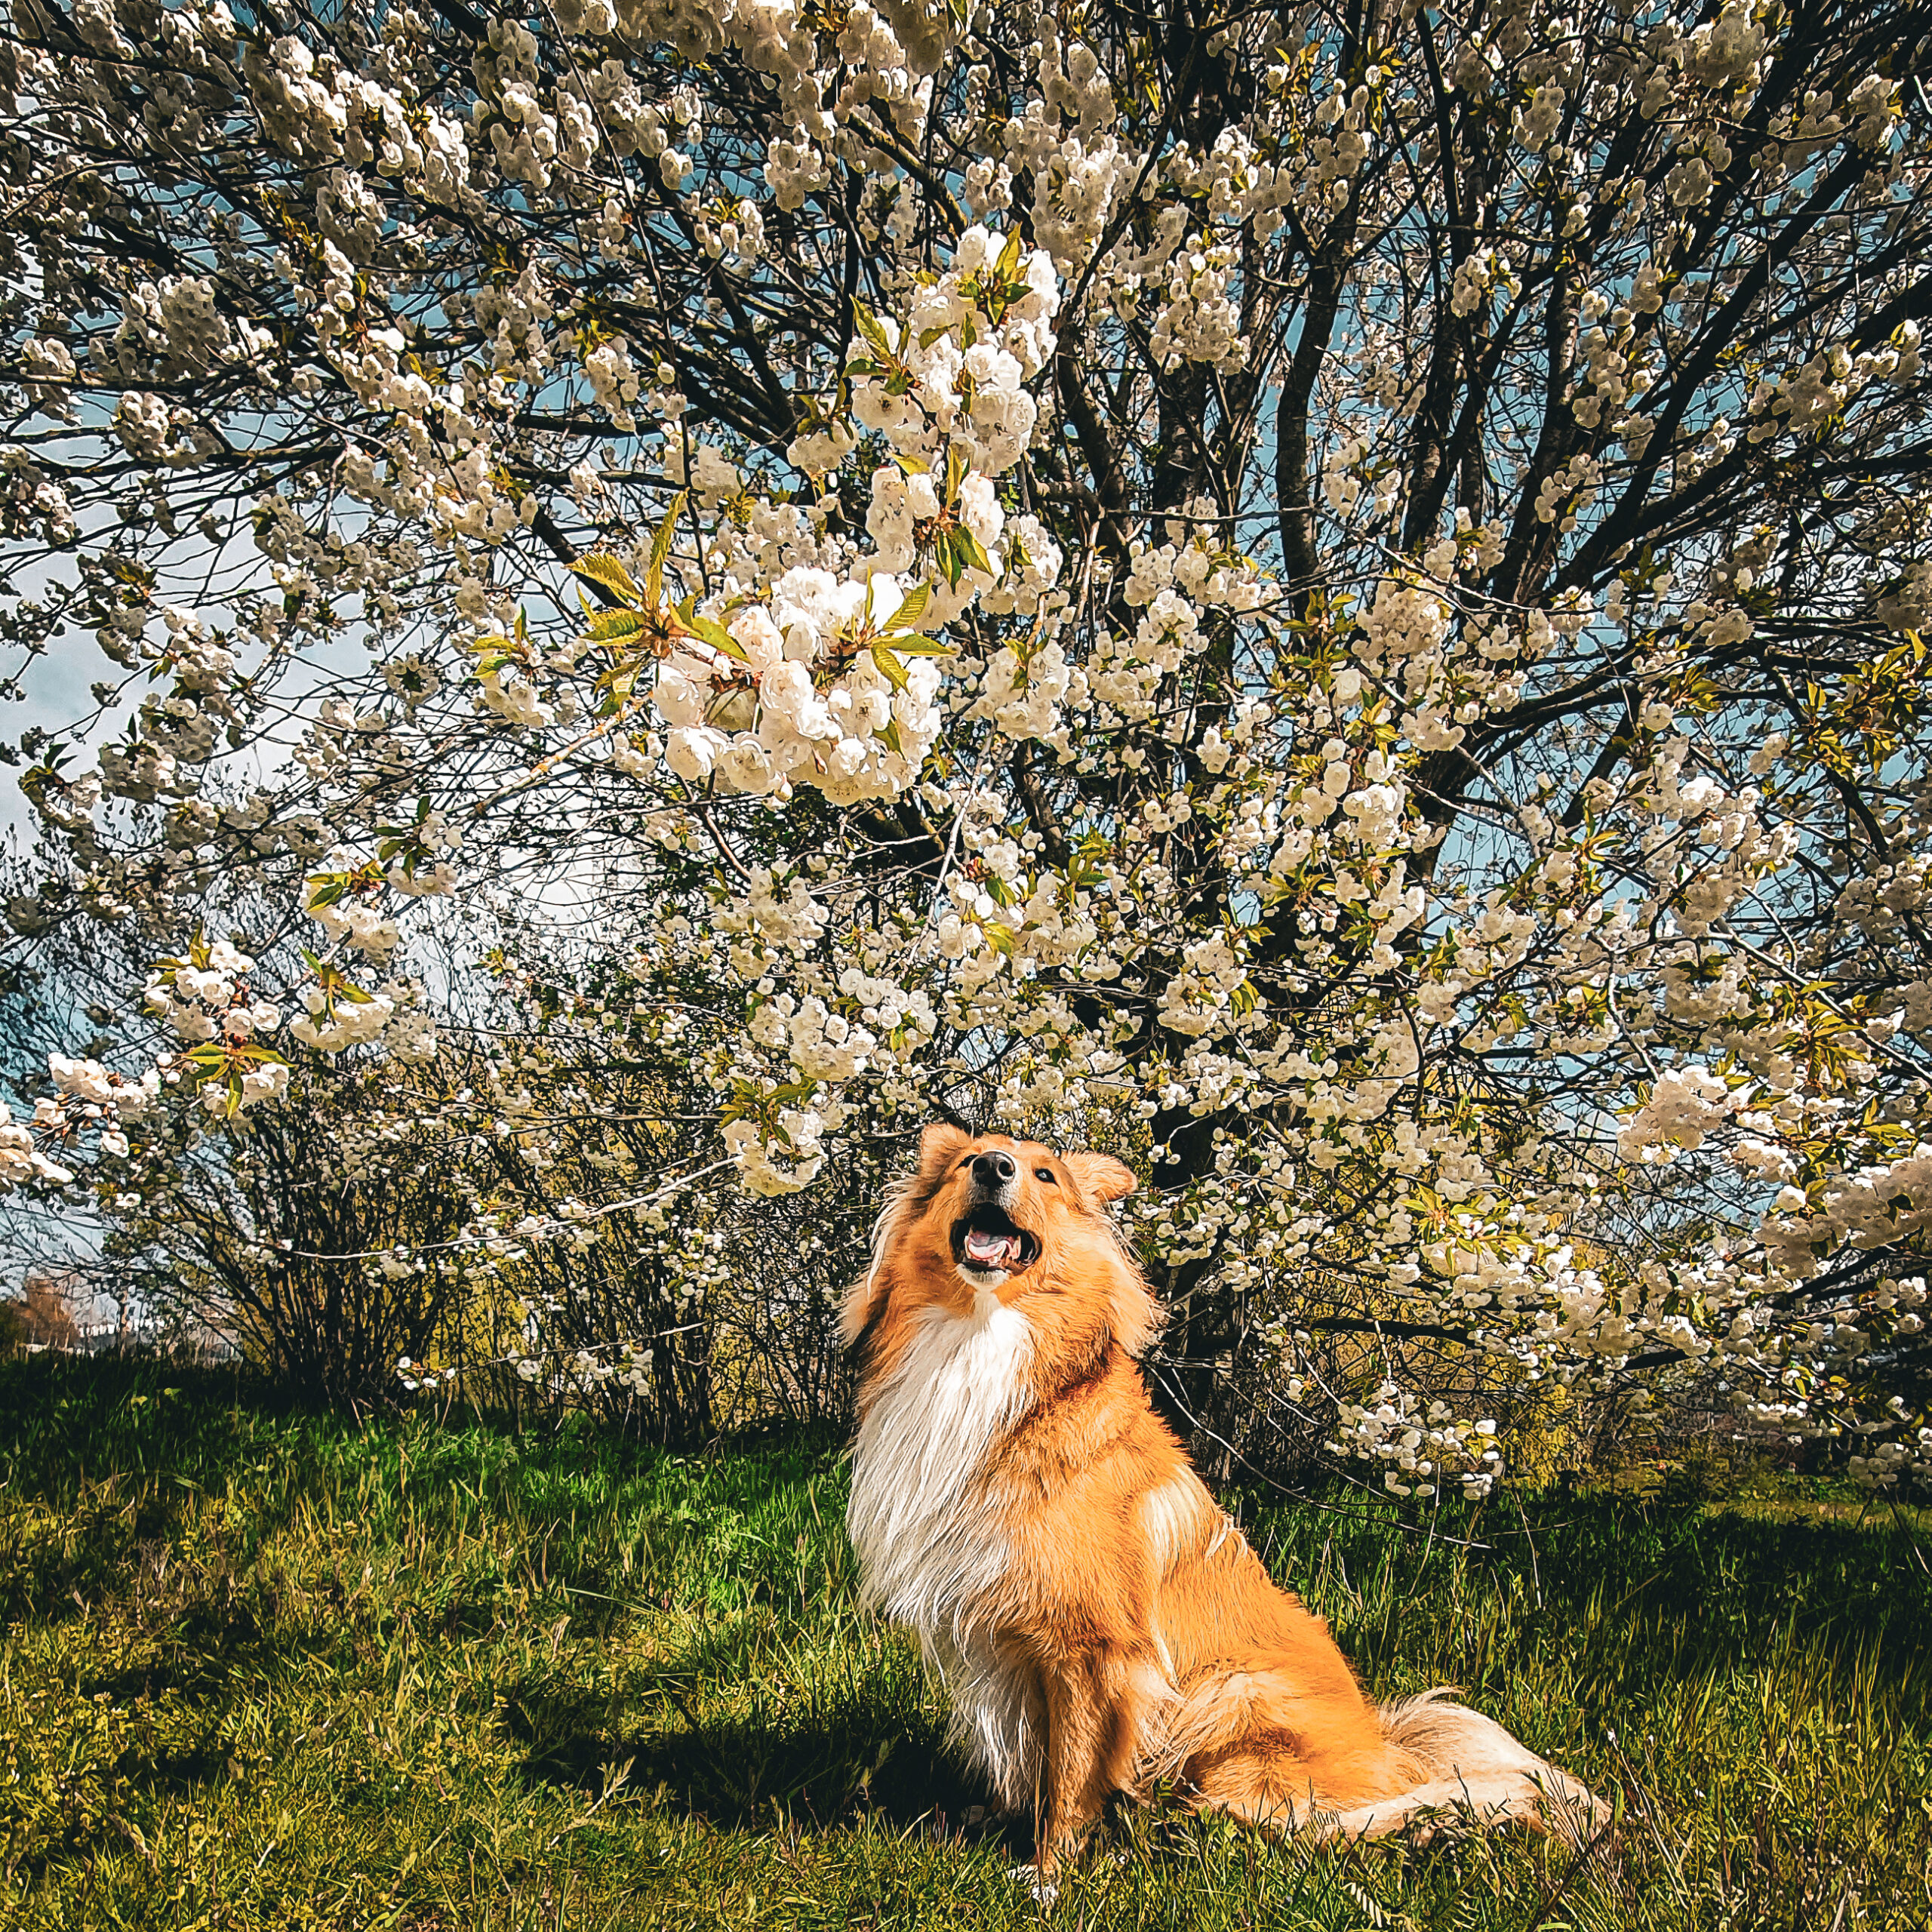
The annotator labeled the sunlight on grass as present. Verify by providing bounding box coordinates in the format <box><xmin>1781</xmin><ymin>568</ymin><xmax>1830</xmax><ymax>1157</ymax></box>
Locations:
<box><xmin>2</xmin><ymin>1358</ymin><xmax>1927</xmax><ymax>1930</ymax></box>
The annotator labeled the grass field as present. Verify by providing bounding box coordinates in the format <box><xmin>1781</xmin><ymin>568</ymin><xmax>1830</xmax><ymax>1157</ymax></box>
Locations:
<box><xmin>2</xmin><ymin>1358</ymin><xmax>1928</xmax><ymax>1930</ymax></box>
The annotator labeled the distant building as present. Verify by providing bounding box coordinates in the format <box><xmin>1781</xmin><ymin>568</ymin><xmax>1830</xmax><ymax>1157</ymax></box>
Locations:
<box><xmin>2</xmin><ymin>1267</ymin><xmax>237</xmax><ymax>1361</ymax></box>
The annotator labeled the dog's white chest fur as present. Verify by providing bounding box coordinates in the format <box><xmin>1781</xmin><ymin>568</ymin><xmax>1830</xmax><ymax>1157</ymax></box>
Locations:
<box><xmin>847</xmin><ymin>1293</ymin><xmax>1032</xmax><ymax>1627</ymax></box>
<box><xmin>847</xmin><ymin>1292</ymin><xmax>1041</xmax><ymax>1807</ymax></box>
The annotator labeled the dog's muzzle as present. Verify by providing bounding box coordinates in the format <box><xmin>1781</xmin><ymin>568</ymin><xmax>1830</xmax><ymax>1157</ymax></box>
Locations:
<box><xmin>952</xmin><ymin>1149</ymin><xmax>1041</xmax><ymax>1276</ymax></box>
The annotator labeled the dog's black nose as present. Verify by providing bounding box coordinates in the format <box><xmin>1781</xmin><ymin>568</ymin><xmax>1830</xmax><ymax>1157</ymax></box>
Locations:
<box><xmin>972</xmin><ymin>1149</ymin><xmax>1017</xmax><ymax>1188</ymax></box>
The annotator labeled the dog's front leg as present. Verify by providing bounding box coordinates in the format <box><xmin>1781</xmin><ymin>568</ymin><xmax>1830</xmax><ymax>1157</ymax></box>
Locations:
<box><xmin>1032</xmin><ymin>1645</ymin><xmax>1139</xmax><ymax>1878</ymax></box>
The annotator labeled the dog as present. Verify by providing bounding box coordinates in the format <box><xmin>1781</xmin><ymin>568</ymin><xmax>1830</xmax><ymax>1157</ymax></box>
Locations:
<box><xmin>841</xmin><ymin>1124</ymin><xmax>1608</xmax><ymax>1878</ymax></box>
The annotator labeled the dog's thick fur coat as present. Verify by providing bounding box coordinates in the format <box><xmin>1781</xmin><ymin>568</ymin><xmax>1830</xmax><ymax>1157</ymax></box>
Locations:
<box><xmin>843</xmin><ymin>1126</ymin><xmax>1607</xmax><ymax>1875</ymax></box>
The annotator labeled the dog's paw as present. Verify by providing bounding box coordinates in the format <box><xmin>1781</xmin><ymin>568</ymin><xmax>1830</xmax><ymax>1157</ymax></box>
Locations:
<box><xmin>1394</xmin><ymin>1804</ymin><xmax>1463</xmax><ymax>1849</ymax></box>
<box><xmin>1008</xmin><ymin>1862</ymin><xmax>1059</xmax><ymax>1905</ymax></box>
<box><xmin>1534</xmin><ymin>1777</ymin><xmax>1615</xmax><ymax>1850</ymax></box>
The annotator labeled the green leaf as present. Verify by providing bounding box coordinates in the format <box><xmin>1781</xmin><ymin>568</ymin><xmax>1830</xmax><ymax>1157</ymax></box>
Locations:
<box><xmin>674</xmin><ymin>596</ymin><xmax>746</xmax><ymax>660</ymax></box>
<box><xmin>870</xmin><ymin>642</ymin><xmax>909</xmax><ymax>693</ymax></box>
<box><xmin>952</xmin><ymin>525</ymin><xmax>993</xmax><ymax>578</ymax></box>
<box><xmin>570</xmin><ymin>552</ymin><xmax>641</xmax><ymax>606</ymax></box>
<box><xmin>887</xmin><ymin>633</ymin><xmax>951</xmax><ymax>656</ymax></box>
<box><xmin>851</xmin><ymin>298</ymin><xmax>895</xmax><ymax>362</ymax></box>
<box><xmin>587</xmin><ymin>608</ymin><xmax>645</xmax><ymax>643</ymax></box>
<box><xmin>944</xmin><ymin>442</ymin><xmax>968</xmax><ymax>507</ymax></box>
<box><xmin>689</xmin><ymin>615</ymin><xmax>743</xmax><ymax>658</ymax></box>
<box><xmin>890</xmin><ymin>450</ymin><xmax>931</xmax><ymax>475</ymax></box>
<box><xmin>883</xmin><ymin>583</ymin><xmax>932</xmax><ymax>633</ymax></box>
<box><xmin>646</xmin><ymin>493</ymin><xmax>685</xmax><ymax>608</ymax></box>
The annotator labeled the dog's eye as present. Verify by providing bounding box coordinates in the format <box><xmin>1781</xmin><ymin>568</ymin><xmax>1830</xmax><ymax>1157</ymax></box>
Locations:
<box><xmin>1035</xmin><ymin>1167</ymin><xmax>1056</xmax><ymax>1183</ymax></box>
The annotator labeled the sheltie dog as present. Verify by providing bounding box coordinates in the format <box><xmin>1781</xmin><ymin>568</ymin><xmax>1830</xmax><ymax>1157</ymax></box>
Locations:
<box><xmin>841</xmin><ymin>1124</ymin><xmax>1607</xmax><ymax>1878</ymax></box>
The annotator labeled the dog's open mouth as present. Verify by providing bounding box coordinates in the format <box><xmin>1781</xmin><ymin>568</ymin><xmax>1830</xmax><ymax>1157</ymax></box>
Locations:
<box><xmin>951</xmin><ymin>1205</ymin><xmax>1041</xmax><ymax>1277</ymax></box>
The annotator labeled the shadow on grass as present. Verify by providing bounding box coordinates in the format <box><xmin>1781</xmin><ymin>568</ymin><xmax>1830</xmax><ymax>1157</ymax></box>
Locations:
<box><xmin>1241</xmin><ymin>1479</ymin><xmax>1932</xmax><ymax>1689</ymax></box>
<box><xmin>505</xmin><ymin>1662</ymin><xmax>992</xmax><ymax>1833</ymax></box>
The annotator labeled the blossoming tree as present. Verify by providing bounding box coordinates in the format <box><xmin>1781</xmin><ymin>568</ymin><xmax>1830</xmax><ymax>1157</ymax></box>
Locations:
<box><xmin>4</xmin><ymin>0</ymin><xmax>1931</xmax><ymax>1485</ymax></box>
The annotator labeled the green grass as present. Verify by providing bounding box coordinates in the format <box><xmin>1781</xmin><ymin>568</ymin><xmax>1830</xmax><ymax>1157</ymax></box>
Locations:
<box><xmin>2</xmin><ymin>1358</ymin><xmax>1928</xmax><ymax>1930</ymax></box>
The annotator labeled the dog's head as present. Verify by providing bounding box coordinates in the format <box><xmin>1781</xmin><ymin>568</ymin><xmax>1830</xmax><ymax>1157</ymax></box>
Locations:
<box><xmin>843</xmin><ymin>1122</ymin><xmax>1146</xmax><ymax>1352</ymax></box>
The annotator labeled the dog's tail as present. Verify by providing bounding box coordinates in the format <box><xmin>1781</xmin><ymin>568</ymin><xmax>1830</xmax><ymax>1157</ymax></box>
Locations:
<box><xmin>1344</xmin><ymin>1687</ymin><xmax>1609</xmax><ymax>1846</ymax></box>
<box><xmin>1147</xmin><ymin>1672</ymin><xmax>1608</xmax><ymax>1845</ymax></box>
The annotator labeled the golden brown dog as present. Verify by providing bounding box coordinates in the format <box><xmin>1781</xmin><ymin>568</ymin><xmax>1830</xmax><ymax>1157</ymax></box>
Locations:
<box><xmin>842</xmin><ymin>1125</ymin><xmax>1606</xmax><ymax>1878</ymax></box>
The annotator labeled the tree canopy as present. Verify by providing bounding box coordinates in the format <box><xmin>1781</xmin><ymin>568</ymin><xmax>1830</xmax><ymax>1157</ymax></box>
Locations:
<box><xmin>4</xmin><ymin>0</ymin><xmax>1932</xmax><ymax>1484</ymax></box>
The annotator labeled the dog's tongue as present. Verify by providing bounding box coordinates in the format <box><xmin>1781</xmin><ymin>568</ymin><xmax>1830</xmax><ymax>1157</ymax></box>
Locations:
<box><xmin>965</xmin><ymin>1226</ymin><xmax>1021</xmax><ymax>1268</ymax></box>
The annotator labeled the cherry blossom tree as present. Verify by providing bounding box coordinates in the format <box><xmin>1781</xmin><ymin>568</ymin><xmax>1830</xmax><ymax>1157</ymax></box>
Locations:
<box><xmin>4</xmin><ymin>0</ymin><xmax>1931</xmax><ymax>1486</ymax></box>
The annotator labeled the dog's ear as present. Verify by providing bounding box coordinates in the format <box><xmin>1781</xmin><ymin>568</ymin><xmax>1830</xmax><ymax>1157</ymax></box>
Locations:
<box><xmin>1066</xmin><ymin>1150</ymin><xmax>1137</xmax><ymax>1204</ymax></box>
<box><xmin>842</xmin><ymin>1125</ymin><xmax>965</xmax><ymax>1355</ymax></box>
<box><xmin>918</xmin><ymin>1121</ymin><xmax>971</xmax><ymax>1175</ymax></box>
